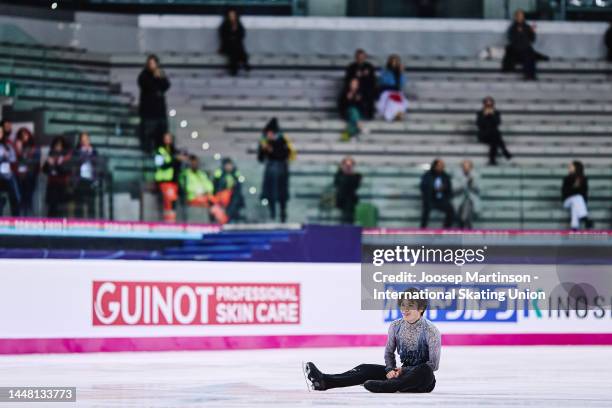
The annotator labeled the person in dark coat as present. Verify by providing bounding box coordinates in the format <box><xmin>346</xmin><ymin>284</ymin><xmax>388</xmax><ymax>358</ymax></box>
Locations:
<box><xmin>258</xmin><ymin>118</ymin><xmax>290</xmax><ymax>223</ymax></box>
<box><xmin>42</xmin><ymin>136</ymin><xmax>72</xmax><ymax>218</ymax></box>
<box><xmin>477</xmin><ymin>96</ymin><xmax>512</xmax><ymax>166</ymax></box>
<box><xmin>420</xmin><ymin>158</ymin><xmax>454</xmax><ymax>228</ymax></box>
<box><xmin>501</xmin><ymin>9</ymin><xmax>548</xmax><ymax>80</ymax></box>
<box><xmin>344</xmin><ymin>49</ymin><xmax>376</xmax><ymax>119</ymax></box>
<box><xmin>138</xmin><ymin>54</ymin><xmax>170</xmax><ymax>153</ymax></box>
<box><xmin>605</xmin><ymin>22</ymin><xmax>612</xmax><ymax>62</ymax></box>
<box><xmin>218</xmin><ymin>8</ymin><xmax>250</xmax><ymax>76</ymax></box>
<box><xmin>73</xmin><ymin>132</ymin><xmax>98</xmax><ymax>219</ymax></box>
<box><xmin>562</xmin><ymin>160</ymin><xmax>593</xmax><ymax>230</ymax></box>
<box><xmin>14</xmin><ymin>127</ymin><xmax>40</xmax><ymax>216</ymax></box>
<box><xmin>334</xmin><ymin>156</ymin><xmax>362</xmax><ymax>224</ymax></box>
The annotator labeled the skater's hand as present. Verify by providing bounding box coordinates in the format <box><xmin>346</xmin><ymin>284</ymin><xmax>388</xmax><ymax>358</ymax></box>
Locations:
<box><xmin>386</xmin><ymin>368</ymin><xmax>401</xmax><ymax>379</ymax></box>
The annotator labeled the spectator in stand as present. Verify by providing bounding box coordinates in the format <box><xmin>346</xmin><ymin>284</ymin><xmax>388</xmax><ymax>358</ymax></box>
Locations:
<box><xmin>338</xmin><ymin>78</ymin><xmax>367</xmax><ymax>141</ymax></box>
<box><xmin>218</xmin><ymin>8</ymin><xmax>251</xmax><ymax>76</ymax></box>
<box><xmin>502</xmin><ymin>9</ymin><xmax>548</xmax><ymax>80</ymax></box>
<box><xmin>453</xmin><ymin>160</ymin><xmax>480</xmax><ymax>230</ymax></box>
<box><xmin>138</xmin><ymin>54</ymin><xmax>170</xmax><ymax>153</ymax></box>
<box><xmin>605</xmin><ymin>22</ymin><xmax>612</xmax><ymax>62</ymax></box>
<box><xmin>42</xmin><ymin>136</ymin><xmax>71</xmax><ymax>218</ymax></box>
<box><xmin>154</xmin><ymin>132</ymin><xmax>187</xmax><ymax>223</ymax></box>
<box><xmin>0</xmin><ymin>120</ymin><xmax>13</xmax><ymax>142</ymax></box>
<box><xmin>258</xmin><ymin>118</ymin><xmax>290</xmax><ymax>223</ymax></box>
<box><xmin>344</xmin><ymin>49</ymin><xmax>376</xmax><ymax>119</ymax></box>
<box><xmin>213</xmin><ymin>158</ymin><xmax>244</xmax><ymax>223</ymax></box>
<box><xmin>376</xmin><ymin>54</ymin><xmax>408</xmax><ymax>121</ymax></box>
<box><xmin>73</xmin><ymin>132</ymin><xmax>98</xmax><ymax>219</ymax></box>
<box><xmin>477</xmin><ymin>96</ymin><xmax>512</xmax><ymax>166</ymax></box>
<box><xmin>420</xmin><ymin>158</ymin><xmax>454</xmax><ymax>228</ymax></box>
<box><xmin>0</xmin><ymin>126</ymin><xmax>20</xmax><ymax>216</ymax></box>
<box><xmin>180</xmin><ymin>155</ymin><xmax>231</xmax><ymax>224</ymax></box>
<box><xmin>14</xmin><ymin>127</ymin><xmax>40</xmax><ymax>216</ymax></box>
<box><xmin>562</xmin><ymin>160</ymin><xmax>593</xmax><ymax>230</ymax></box>
<box><xmin>334</xmin><ymin>156</ymin><xmax>362</xmax><ymax>224</ymax></box>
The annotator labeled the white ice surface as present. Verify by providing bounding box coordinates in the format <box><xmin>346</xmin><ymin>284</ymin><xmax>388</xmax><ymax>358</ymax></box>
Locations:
<box><xmin>0</xmin><ymin>346</ymin><xmax>611</xmax><ymax>407</ymax></box>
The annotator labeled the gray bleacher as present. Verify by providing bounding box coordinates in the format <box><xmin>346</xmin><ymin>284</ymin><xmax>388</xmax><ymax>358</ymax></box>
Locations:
<box><xmin>110</xmin><ymin>53</ymin><xmax>612</xmax><ymax>229</ymax></box>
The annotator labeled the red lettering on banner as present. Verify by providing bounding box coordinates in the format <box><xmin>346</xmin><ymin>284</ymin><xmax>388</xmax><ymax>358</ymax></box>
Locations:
<box><xmin>92</xmin><ymin>281</ymin><xmax>300</xmax><ymax>326</ymax></box>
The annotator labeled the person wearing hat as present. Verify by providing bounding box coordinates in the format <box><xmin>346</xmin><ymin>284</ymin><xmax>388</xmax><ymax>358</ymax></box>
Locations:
<box><xmin>213</xmin><ymin>157</ymin><xmax>244</xmax><ymax>223</ymax></box>
<box><xmin>258</xmin><ymin>118</ymin><xmax>290</xmax><ymax>223</ymax></box>
<box><xmin>303</xmin><ymin>287</ymin><xmax>441</xmax><ymax>393</ymax></box>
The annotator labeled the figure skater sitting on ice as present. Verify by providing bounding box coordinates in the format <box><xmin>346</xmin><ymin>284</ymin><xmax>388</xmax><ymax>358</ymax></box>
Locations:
<box><xmin>303</xmin><ymin>287</ymin><xmax>441</xmax><ymax>393</ymax></box>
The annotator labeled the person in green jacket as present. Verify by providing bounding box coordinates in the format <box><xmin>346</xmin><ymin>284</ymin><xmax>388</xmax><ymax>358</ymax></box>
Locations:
<box><xmin>179</xmin><ymin>155</ymin><xmax>229</xmax><ymax>224</ymax></box>
<box><xmin>154</xmin><ymin>132</ymin><xmax>187</xmax><ymax>222</ymax></box>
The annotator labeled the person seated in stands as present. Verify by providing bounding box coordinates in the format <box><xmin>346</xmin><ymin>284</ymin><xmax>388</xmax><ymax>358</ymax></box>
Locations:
<box><xmin>605</xmin><ymin>22</ymin><xmax>612</xmax><ymax>62</ymax></box>
<box><xmin>562</xmin><ymin>160</ymin><xmax>593</xmax><ymax>230</ymax></box>
<box><xmin>453</xmin><ymin>160</ymin><xmax>480</xmax><ymax>230</ymax></box>
<box><xmin>14</xmin><ymin>127</ymin><xmax>40</xmax><ymax>216</ymax></box>
<box><xmin>74</xmin><ymin>132</ymin><xmax>98</xmax><ymax>219</ymax></box>
<box><xmin>502</xmin><ymin>9</ymin><xmax>548</xmax><ymax>80</ymax></box>
<box><xmin>42</xmin><ymin>136</ymin><xmax>71</xmax><ymax>218</ymax></box>
<box><xmin>180</xmin><ymin>155</ymin><xmax>230</xmax><ymax>224</ymax></box>
<box><xmin>218</xmin><ymin>8</ymin><xmax>251</xmax><ymax>76</ymax></box>
<box><xmin>138</xmin><ymin>54</ymin><xmax>170</xmax><ymax>153</ymax></box>
<box><xmin>0</xmin><ymin>126</ymin><xmax>20</xmax><ymax>216</ymax></box>
<box><xmin>154</xmin><ymin>132</ymin><xmax>187</xmax><ymax>223</ymax></box>
<box><xmin>334</xmin><ymin>156</ymin><xmax>362</xmax><ymax>224</ymax></box>
<box><xmin>476</xmin><ymin>96</ymin><xmax>512</xmax><ymax>166</ymax></box>
<box><xmin>258</xmin><ymin>118</ymin><xmax>290</xmax><ymax>223</ymax></box>
<box><xmin>213</xmin><ymin>158</ymin><xmax>244</xmax><ymax>223</ymax></box>
<box><xmin>376</xmin><ymin>55</ymin><xmax>408</xmax><ymax>122</ymax></box>
<box><xmin>338</xmin><ymin>78</ymin><xmax>367</xmax><ymax>141</ymax></box>
<box><xmin>344</xmin><ymin>49</ymin><xmax>376</xmax><ymax>119</ymax></box>
<box><xmin>420</xmin><ymin>158</ymin><xmax>454</xmax><ymax>229</ymax></box>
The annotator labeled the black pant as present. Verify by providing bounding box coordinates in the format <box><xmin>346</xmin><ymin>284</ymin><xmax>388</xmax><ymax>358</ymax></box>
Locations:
<box><xmin>323</xmin><ymin>363</ymin><xmax>435</xmax><ymax>393</ymax></box>
<box><xmin>269</xmin><ymin>200</ymin><xmax>287</xmax><ymax>223</ymax></box>
<box><xmin>46</xmin><ymin>182</ymin><xmax>70</xmax><ymax>218</ymax></box>
<box><xmin>74</xmin><ymin>179</ymin><xmax>96</xmax><ymax>219</ymax></box>
<box><xmin>139</xmin><ymin>117</ymin><xmax>168</xmax><ymax>153</ymax></box>
<box><xmin>487</xmin><ymin>135</ymin><xmax>511</xmax><ymax>164</ymax></box>
<box><xmin>225</xmin><ymin>45</ymin><xmax>249</xmax><ymax>76</ymax></box>
<box><xmin>17</xmin><ymin>175</ymin><xmax>36</xmax><ymax>216</ymax></box>
<box><xmin>0</xmin><ymin>176</ymin><xmax>20</xmax><ymax>216</ymax></box>
<box><xmin>502</xmin><ymin>45</ymin><xmax>537</xmax><ymax>79</ymax></box>
<box><xmin>421</xmin><ymin>199</ymin><xmax>454</xmax><ymax>228</ymax></box>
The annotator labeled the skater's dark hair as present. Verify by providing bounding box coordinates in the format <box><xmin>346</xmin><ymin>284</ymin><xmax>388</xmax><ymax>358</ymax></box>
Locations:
<box><xmin>398</xmin><ymin>287</ymin><xmax>428</xmax><ymax>316</ymax></box>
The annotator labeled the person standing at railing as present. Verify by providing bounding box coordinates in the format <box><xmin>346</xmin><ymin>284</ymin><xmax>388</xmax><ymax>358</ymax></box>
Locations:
<box><xmin>138</xmin><ymin>54</ymin><xmax>170</xmax><ymax>153</ymax></box>
<box><xmin>155</xmin><ymin>132</ymin><xmax>187</xmax><ymax>223</ymax></box>
<box><xmin>14</xmin><ymin>127</ymin><xmax>40</xmax><ymax>217</ymax></box>
<box><xmin>218</xmin><ymin>8</ymin><xmax>251</xmax><ymax>76</ymax></box>
<box><xmin>562</xmin><ymin>160</ymin><xmax>593</xmax><ymax>231</ymax></box>
<box><xmin>258</xmin><ymin>118</ymin><xmax>291</xmax><ymax>223</ymax></box>
<box><xmin>0</xmin><ymin>126</ymin><xmax>20</xmax><ymax>216</ymax></box>
<box><xmin>42</xmin><ymin>136</ymin><xmax>71</xmax><ymax>218</ymax></box>
<box><xmin>73</xmin><ymin>132</ymin><xmax>98</xmax><ymax>219</ymax></box>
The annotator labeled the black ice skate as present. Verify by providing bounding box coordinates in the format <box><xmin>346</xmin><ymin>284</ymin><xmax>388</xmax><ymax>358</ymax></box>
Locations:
<box><xmin>303</xmin><ymin>362</ymin><xmax>327</xmax><ymax>391</ymax></box>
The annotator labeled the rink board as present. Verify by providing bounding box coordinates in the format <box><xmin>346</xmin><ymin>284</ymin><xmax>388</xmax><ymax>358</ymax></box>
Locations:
<box><xmin>0</xmin><ymin>259</ymin><xmax>611</xmax><ymax>354</ymax></box>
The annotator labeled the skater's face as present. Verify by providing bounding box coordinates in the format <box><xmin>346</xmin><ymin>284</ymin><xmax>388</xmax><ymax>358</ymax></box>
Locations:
<box><xmin>399</xmin><ymin>300</ymin><xmax>422</xmax><ymax>322</ymax></box>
